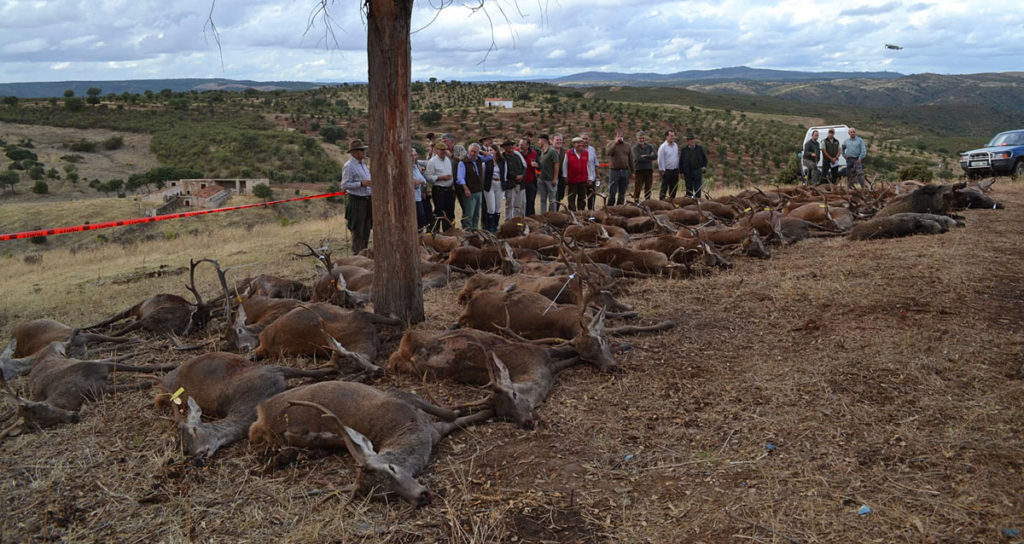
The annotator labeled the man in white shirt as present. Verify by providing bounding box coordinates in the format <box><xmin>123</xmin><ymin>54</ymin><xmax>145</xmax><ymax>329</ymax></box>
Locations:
<box><xmin>341</xmin><ymin>139</ymin><xmax>372</xmax><ymax>253</ymax></box>
<box><xmin>657</xmin><ymin>130</ymin><xmax>680</xmax><ymax>200</ymax></box>
<box><xmin>426</xmin><ymin>142</ymin><xmax>455</xmax><ymax>231</ymax></box>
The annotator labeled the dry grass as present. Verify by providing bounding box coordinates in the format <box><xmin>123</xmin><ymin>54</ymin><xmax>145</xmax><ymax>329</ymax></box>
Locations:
<box><xmin>1</xmin><ymin>183</ymin><xmax>1022</xmax><ymax>543</ymax></box>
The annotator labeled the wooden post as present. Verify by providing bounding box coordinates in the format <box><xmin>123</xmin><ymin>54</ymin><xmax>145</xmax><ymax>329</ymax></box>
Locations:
<box><xmin>366</xmin><ymin>0</ymin><xmax>424</xmax><ymax>324</ymax></box>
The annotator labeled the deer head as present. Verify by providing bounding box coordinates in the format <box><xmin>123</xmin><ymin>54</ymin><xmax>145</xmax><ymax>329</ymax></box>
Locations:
<box><xmin>326</xmin><ymin>335</ymin><xmax>383</xmax><ymax>378</ymax></box>
<box><xmin>343</xmin><ymin>426</ymin><xmax>432</xmax><ymax>507</ymax></box>
<box><xmin>485</xmin><ymin>353</ymin><xmax>538</xmax><ymax>430</ymax></box>
<box><xmin>178</xmin><ymin>397</ymin><xmax>226</xmax><ymax>458</ymax></box>
<box><xmin>1</xmin><ymin>373</ymin><xmax>79</xmax><ymax>430</ymax></box>
<box><xmin>571</xmin><ymin>306</ymin><xmax>617</xmax><ymax>372</ymax></box>
<box><xmin>0</xmin><ymin>339</ymin><xmax>34</xmax><ymax>380</ymax></box>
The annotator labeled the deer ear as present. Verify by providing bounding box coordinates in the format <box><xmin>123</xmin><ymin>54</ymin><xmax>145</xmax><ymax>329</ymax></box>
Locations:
<box><xmin>589</xmin><ymin>306</ymin><xmax>607</xmax><ymax>332</ymax></box>
<box><xmin>487</xmin><ymin>353</ymin><xmax>513</xmax><ymax>388</ymax></box>
<box><xmin>186</xmin><ymin>397</ymin><xmax>203</xmax><ymax>426</ymax></box>
<box><xmin>342</xmin><ymin>426</ymin><xmax>376</xmax><ymax>466</ymax></box>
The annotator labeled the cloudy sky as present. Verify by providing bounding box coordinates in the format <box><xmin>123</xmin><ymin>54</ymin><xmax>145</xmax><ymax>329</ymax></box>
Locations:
<box><xmin>0</xmin><ymin>0</ymin><xmax>1021</xmax><ymax>83</ymax></box>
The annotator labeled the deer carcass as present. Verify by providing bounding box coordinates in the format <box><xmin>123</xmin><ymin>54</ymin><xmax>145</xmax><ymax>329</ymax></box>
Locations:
<box><xmin>458</xmin><ymin>290</ymin><xmax>673</xmax><ymax>370</ymax></box>
<box><xmin>785</xmin><ymin>202</ymin><xmax>854</xmax><ymax>230</ymax></box>
<box><xmin>457</xmin><ymin>273</ymin><xmax>632</xmax><ymax>312</ymax></box>
<box><xmin>849</xmin><ymin>212</ymin><xmax>960</xmax><ymax>240</ymax></box>
<box><xmin>248</xmin><ymin>381</ymin><xmax>491</xmax><ymax>506</ymax></box>
<box><xmin>244</xmin><ymin>274</ymin><xmax>312</xmax><ymax>300</ymax></box>
<box><xmin>155</xmin><ymin>351</ymin><xmax>335</xmax><ymax>457</ymax></box>
<box><xmin>1</xmin><ymin>334</ymin><xmax>171</xmax><ymax>432</ymax></box>
<box><xmin>389</xmin><ymin>328</ymin><xmax>585</xmax><ymax>430</ymax></box>
<box><xmin>83</xmin><ymin>259</ymin><xmax>216</xmax><ymax>337</ymax></box>
<box><xmin>5</xmin><ymin>318</ymin><xmax>129</xmax><ymax>366</ymax></box>
<box><xmin>242</xmin><ymin>303</ymin><xmax>396</xmax><ymax>376</ymax></box>
<box><xmin>585</xmin><ymin>247</ymin><xmax>671</xmax><ymax>274</ymax></box>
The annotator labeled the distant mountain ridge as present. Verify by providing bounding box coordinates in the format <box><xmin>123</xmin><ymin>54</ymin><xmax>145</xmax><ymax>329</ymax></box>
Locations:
<box><xmin>0</xmin><ymin>78</ymin><xmax>325</xmax><ymax>98</ymax></box>
<box><xmin>545</xmin><ymin>66</ymin><xmax>905</xmax><ymax>86</ymax></box>
<box><xmin>545</xmin><ymin>67</ymin><xmax>1024</xmax><ymax>113</ymax></box>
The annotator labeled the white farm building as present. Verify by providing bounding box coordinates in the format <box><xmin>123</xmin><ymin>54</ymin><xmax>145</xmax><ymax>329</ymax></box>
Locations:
<box><xmin>484</xmin><ymin>98</ymin><xmax>513</xmax><ymax>108</ymax></box>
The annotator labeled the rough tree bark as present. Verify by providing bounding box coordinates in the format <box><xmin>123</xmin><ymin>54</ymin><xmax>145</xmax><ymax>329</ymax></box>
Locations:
<box><xmin>367</xmin><ymin>0</ymin><xmax>424</xmax><ymax>324</ymax></box>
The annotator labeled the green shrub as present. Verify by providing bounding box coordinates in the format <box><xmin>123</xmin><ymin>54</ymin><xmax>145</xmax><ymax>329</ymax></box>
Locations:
<box><xmin>420</xmin><ymin>110</ymin><xmax>443</xmax><ymax>125</ymax></box>
<box><xmin>69</xmin><ymin>139</ymin><xmax>98</xmax><ymax>152</ymax></box>
<box><xmin>4</xmin><ymin>146</ymin><xmax>37</xmax><ymax>162</ymax></box>
<box><xmin>102</xmin><ymin>135</ymin><xmax>124</xmax><ymax>150</ymax></box>
<box><xmin>32</xmin><ymin>180</ymin><xmax>48</xmax><ymax>194</ymax></box>
<box><xmin>898</xmin><ymin>164</ymin><xmax>933</xmax><ymax>182</ymax></box>
<box><xmin>319</xmin><ymin>125</ymin><xmax>347</xmax><ymax>143</ymax></box>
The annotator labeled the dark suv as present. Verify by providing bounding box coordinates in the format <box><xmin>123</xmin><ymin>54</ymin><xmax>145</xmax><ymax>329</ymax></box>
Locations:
<box><xmin>959</xmin><ymin>129</ymin><xmax>1024</xmax><ymax>179</ymax></box>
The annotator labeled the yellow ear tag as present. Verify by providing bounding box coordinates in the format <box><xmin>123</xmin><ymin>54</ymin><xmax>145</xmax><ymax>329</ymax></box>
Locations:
<box><xmin>170</xmin><ymin>387</ymin><xmax>185</xmax><ymax>406</ymax></box>
<box><xmin>516</xmin><ymin>223</ymin><xmax>523</xmax><ymax>226</ymax></box>
<box><xmin>744</xmin><ymin>207</ymin><xmax>751</xmax><ymax>212</ymax></box>
<box><xmin>763</xmin><ymin>207</ymin><xmax>771</xmax><ymax>211</ymax></box>
<box><xmin>818</xmin><ymin>204</ymin><xmax>827</xmax><ymax>208</ymax></box>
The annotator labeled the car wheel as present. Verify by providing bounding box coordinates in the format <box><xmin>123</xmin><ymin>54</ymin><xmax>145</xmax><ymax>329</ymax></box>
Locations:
<box><xmin>1013</xmin><ymin>159</ymin><xmax>1024</xmax><ymax>180</ymax></box>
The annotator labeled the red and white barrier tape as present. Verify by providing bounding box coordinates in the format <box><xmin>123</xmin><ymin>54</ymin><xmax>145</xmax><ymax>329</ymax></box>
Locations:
<box><xmin>0</xmin><ymin>190</ymin><xmax>347</xmax><ymax>242</ymax></box>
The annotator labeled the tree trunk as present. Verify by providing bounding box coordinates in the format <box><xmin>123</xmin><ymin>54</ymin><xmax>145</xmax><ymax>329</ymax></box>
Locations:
<box><xmin>366</xmin><ymin>0</ymin><xmax>424</xmax><ymax>324</ymax></box>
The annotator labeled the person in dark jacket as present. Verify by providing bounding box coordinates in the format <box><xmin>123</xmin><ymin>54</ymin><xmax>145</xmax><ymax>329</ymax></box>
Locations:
<box><xmin>631</xmin><ymin>131</ymin><xmax>656</xmax><ymax>201</ymax></box>
<box><xmin>680</xmin><ymin>133</ymin><xmax>708</xmax><ymax>198</ymax></box>
<box><xmin>802</xmin><ymin>130</ymin><xmax>821</xmax><ymax>185</ymax></box>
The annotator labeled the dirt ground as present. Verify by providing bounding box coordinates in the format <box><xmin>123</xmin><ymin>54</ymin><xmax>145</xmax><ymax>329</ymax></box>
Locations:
<box><xmin>1</xmin><ymin>184</ymin><xmax>1021</xmax><ymax>543</ymax></box>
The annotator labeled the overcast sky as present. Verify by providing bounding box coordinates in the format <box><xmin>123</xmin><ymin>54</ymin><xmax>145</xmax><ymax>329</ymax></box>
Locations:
<box><xmin>0</xmin><ymin>0</ymin><xmax>1021</xmax><ymax>84</ymax></box>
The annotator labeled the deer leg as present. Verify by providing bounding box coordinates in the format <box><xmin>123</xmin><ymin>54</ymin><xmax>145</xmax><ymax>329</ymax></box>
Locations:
<box><xmin>82</xmin><ymin>306</ymin><xmax>135</xmax><ymax>330</ymax></box>
<box><xmin>386</xmin><ymin>389</ymin><xmax>458</xmax><ymax>422</ymax></box>
<box><xmin>433</xmin><ymin>408</ymin><xmax>495</xmax><ymax>440</ymax></box>
<box><xmin>284</xmin><ymin>430</ymin><xmax>346</xmax><ymax>449</ymax></box>
<box><xmin>110</xmin><ymin>320</ymin><xmax>145</xmax><ymax>337</ymax></box>
<box><xmin>605</xmin><ymin>320</ymin><xmax>676</xmax><ymax>337</ymax></box>
<box><xmin>0</xmin><ymin>417</ymin><xmax>25</xmax><ymax>439</ymax></box>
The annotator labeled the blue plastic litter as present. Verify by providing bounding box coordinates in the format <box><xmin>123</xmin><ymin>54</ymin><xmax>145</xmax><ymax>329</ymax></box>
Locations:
<box><xmin>765</xmin><ymin>443</ymin><xmax>777</xmax><ymax>451</ymax></box>
<box><xmin>857</xmin><ymin>504</ymin><xmax>871</xmax><ymax>516</ymax></box>
<box><xmin>1001</xmin><ymin>528</ymin><xmax>1020</xmax><ymax>538</ymax></box>
<box><xmin>624</xmin><ymin>454</ymin><xmax>634</xmax><ymax>462</ymax></box>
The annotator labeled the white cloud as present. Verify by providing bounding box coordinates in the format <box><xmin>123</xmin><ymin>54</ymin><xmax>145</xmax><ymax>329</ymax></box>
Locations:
<box><xmin>0</xmin><ymin>0</ymin><xmax>1021</xmax><ymax>83</ymax></box>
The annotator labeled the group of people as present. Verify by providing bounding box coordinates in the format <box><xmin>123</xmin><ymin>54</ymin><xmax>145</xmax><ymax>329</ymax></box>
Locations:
<box><xmin>802</xmin><ymin>127</ymin><xmax>868</xmax><ymax>189</ymax></box>
<box><xmin>339</xmin><ymin>129</ymin><xmax>711</xmax><ymax>251</ymax></box>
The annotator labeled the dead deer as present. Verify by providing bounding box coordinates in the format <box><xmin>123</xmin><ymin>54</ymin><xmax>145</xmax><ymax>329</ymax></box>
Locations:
<box><xmin>389</xmin><ymin>328</ymin><xmax>585</xmax><ymax>430</ymax></box>
<box><xmin>585</xmin><ymin>247</ymin><xmax>672</xmax><ymax>274</ymax></box>
<box><xmin>419</xmin><ymin>260</ymin><xmax>451</xmax><ymax>290</ymax></box>
<box><xmin>241</xmin><ymin>303</ymin><xmax>397</xmax><ymax>377</ymax></box>
<box><xmin>457</xmin><ymin>272</ymin><xmax>633</xmax><ymax>313</ymax></box>
<box><xmin>849</xmin><ymin>212</ymin><xmax>959</xmax><ymax>240</ymax></box>
<box><xmin>6</xmin><ymin>318</ymin><xmax>129</xmax><ymax>361</ymax></box>
<box><xmin>248</xmin><ymin>381</ymin><xmax>491</xmax><ymax>506</ymax></box>
<box><xmin>296</xmin><ymin>243</ymin><xmax>368</xmax><ymax>308</ymax></box>
<box><xmin>458</xmin><ymin>289</ymin><xmax>673</xmax><ymax>371</ymax></box>
<box><xmin>447</xmin><ymin>239</ymin><xmax>521</xmax><ymax>274</ymax></box>
<box><xmin>497</xmin><ymin>217</ymin><xmax>541</xmax><ymax>238</ymax></box>
<box><xmin>244</xmin><ymin>274</ymin><xmax>312</xmax><ymax>300</ymax></box>
<box><xmin>83</xmin><ymin>259</ymin><xmax>216</xmax><ymax>337</ymax></box>
<box><xmin>154</xmin><ymin>351</ymin><xmax>337</xmax><ymax>457</ymax></box>
<box><xmin>505</xmin><ymin>232</ymin><xmax>559</xmax><ymax>255</ymax></box>
<box><xmin>785</xmin><ymin>202</ymin><xmax>854</xmax><ymax>230</ymax></box>
<box><xmin>1</xmin><ymin>333</ymin><xmax>172</xmax><ymax>433</ymax></box>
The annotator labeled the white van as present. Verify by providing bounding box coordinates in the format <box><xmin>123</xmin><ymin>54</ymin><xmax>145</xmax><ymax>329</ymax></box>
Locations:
<box><xmin>801</xmin><ymin>125</ymin><xmax>850</xmax><ymax>178</ymax></box>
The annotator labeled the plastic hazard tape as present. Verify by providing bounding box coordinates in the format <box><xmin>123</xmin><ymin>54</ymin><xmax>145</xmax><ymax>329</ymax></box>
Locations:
<box><xmin>0</xmin><ymin>190</ymin><xmax>346</xmax><ymax>242</ymax></box>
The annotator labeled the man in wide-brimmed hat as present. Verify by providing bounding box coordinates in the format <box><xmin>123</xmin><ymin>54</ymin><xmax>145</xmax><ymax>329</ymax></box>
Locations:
<box><xmin>341</xmin><ymin>139</ymin><xmax>373</xmax><ymax>252</ymax></box>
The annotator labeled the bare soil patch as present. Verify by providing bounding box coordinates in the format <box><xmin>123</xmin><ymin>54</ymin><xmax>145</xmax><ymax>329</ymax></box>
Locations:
<box><xmin>1</xmin><ymin>184</ymin><xmax>1021</xmax><ymax>543</ymax></box>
